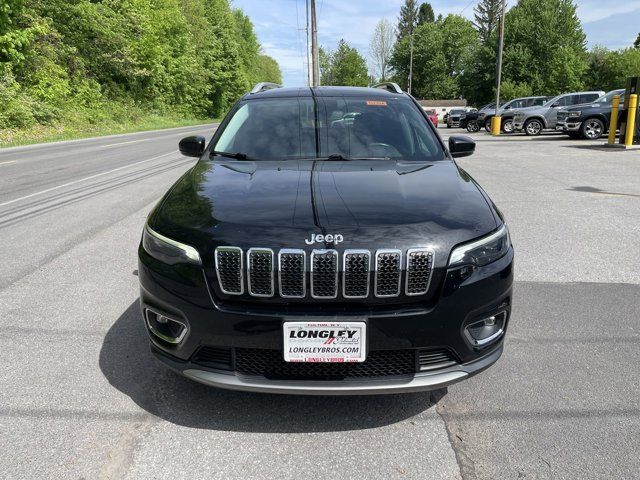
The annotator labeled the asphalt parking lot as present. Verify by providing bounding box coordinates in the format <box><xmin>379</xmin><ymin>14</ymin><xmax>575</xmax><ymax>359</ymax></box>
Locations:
<box><xmin>1</xmin><ymin>127</ymin><xmax>639</xmax><ymax>479</ymax></box>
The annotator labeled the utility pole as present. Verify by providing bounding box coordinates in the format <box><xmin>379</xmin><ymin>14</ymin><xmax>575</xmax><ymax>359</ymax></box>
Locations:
<box><xmin>310</xmin><ymin>0</ymin><xmax>319</xmax><ymax>87</ymax></box>
<box><xmin>492</xmin><ymin>0</ymin><xmax>507</xmax><ymax>134</ymax></box>
<box><xmin>306</xmin><ymin>0</ymin><xmax>311</xmax><ymax>86</ymax></box>
<box><xmin>408</xmin><ymin>33</ymin><xmax>414</xmax><ymax>95</ymax></box>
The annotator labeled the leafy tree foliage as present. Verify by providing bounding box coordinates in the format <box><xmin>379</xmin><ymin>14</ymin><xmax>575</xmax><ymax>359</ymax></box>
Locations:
<box><xmin>397</xmin><ymin>0</ymin><xmax>418</xmax><ymax>42</ymax></box>
<box><xmin>390</xmin><ymin>14</ymin><xmax>477</xmax><ymax>99</ymax></box>
<box><xmin>320</xmin><ymin>40</ymin><xmax>368</xmax><ymax>87</ymax></box>
<box><xmin>635</xmin><ymin>33</ymin><xmax>640</xmax><ymax>49</ymax></box>
<box><xmin>584</xmin><ymin>47</ymin><xmax>640</xmax><ymax>92</ymax></box>
<box><xmin>473</xmin><ymin>0</ymin><xmax>502</xmax><ymax>44</ymax></box>
<box><xmin>0</xmin><ymin>0</ymin><xmax>281</xmax><ymax>133</ymax></box>
<box><xmin>417</xmin><ymin>3</ymin><xmax>435</xmax><ymax>25</ymax></box>
<box><xmin>502</xmin><ymin>0</ymin><xmax>587</xmax><ymax>95</ymax></box>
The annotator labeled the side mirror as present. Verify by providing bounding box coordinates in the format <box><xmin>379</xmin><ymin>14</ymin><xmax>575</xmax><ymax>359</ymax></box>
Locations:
<box><xmin>551</xmin><ymin>102</ymin><xmax>560</xmax><ymax>108</ymax></box>
<box><xmin>179</xmin><ymin>136</ymin><xmax>206</xmax><ymax>157</ymax></box>
<box><xmin>504</xmin><ymin>105</ymin><xmax>512</xmax><ymax>110</ymax></box>
<box><xmin>449</xmin><ymin>136</ymin><xmax>475</xmax><ymax>158</ymax></box>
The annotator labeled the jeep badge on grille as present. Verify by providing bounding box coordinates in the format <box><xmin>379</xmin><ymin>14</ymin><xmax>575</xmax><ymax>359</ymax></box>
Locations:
<box><xmin>305</xmin><ymin>233</ymin><xmax>344</xmax><ymax>245</ymax></box>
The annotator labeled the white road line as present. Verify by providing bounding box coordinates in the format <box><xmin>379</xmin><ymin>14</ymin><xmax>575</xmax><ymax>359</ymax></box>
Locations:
<box><xmin>0</xmin><ymin>161</ymin><xmax>16</xmax><ymax>166</ymax></box>
<box><xmin>96</xmin><ymin>138</ymin><xmax>150</xmax><ymax>148</ymax></box>
<box><xmin>0</xmin><ymin>151</ymin><xmax>182</xmax><ymax>208</ymax></box>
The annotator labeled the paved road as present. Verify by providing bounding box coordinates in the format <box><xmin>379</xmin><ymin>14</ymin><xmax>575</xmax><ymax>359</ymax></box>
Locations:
<box><xmin>0</xmin><ymin>127</ymin><xmax>638</xmax><ymax>479</ymax></box>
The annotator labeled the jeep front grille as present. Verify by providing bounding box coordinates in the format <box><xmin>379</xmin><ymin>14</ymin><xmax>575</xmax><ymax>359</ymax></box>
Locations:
<box><xmin>213</xmin><ymin>247</ymin><xmax>434</xmax><ymax>300</ymax></box>
<box><xmin>406</xmin><ymin>249</ymin><xmax>434</xmax><ymax>296</ymax></box>
<box><xmin>215</xmin><ymin>247</ymin><xmax>244</xmax><ymax>295</ymax></box>
<box><xmin>375</xmin><ymin>249</ymin><xmax>402</xmax><ymax>297</ymax></box>
<box><xmin>343</xmin><ymin>250</ymin><xmax>371</xmax><ymax>298</ymax></box>
<box><xmin>311</xmin><ymin>250</ymin><xmax>338</xmax><ymax>298</ymax></box>
<box><xmin>278</xmin><ymin>249</ymin><xmax>306</xmax><ymax>298</ymax></box>
<box><xmin>247</xmin><ymin>248</ymin><xmax>274</xmax><ymax>297</ymax></box>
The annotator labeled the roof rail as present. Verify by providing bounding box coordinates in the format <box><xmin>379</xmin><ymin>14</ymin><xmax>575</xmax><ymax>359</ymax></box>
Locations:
<box><xmin>373</xmin><ymin>82</ymin><xmax>404</xmax><ymax>94</ymax></box>
<box><xmin>250</xmin><ymin>82</ymin><xmax>282</xmax><ymax>94</ymax></box>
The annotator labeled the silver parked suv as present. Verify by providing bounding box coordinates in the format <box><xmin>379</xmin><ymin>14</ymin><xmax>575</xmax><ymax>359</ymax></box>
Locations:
<box><xmin>478</xmin><ymin>96</ymin><xmax>551</xmax><ymax>133</ymax></box>
<box><xmin>512</xmin><ymin>91</ymin><xmax>605</xmax><ymax>136</ymax></box>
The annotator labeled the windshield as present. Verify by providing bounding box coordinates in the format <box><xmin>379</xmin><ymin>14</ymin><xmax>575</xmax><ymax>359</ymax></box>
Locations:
<box><xmin>595</xmin><ymin>90</ymin><xmax>625</xmax><ymax>104</ymax></box>
<box><xmin>213</xmin><ymin>96</ymin><xmax>445</xmax><ymax>161</ymax></box>
<box><xmin>450</xmin><ymin>109</ymin><xmax>464</xmax><ymax>115</ymax></box>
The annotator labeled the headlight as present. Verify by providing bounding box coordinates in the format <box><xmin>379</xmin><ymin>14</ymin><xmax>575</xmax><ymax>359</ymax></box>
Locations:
<box><xmin>142</xmin><ymin>225</ymin><xmax>202</xmax><ymax>266</ymax></box>
<box><xmin>448</xmin><ymin>224</ymin><xmax>510</xmax><ymax>267</ymax></box>
<box><xmin>567</xmin><ymin>111</ymin><xmax>581</xmax><ymax>117</ymax></box>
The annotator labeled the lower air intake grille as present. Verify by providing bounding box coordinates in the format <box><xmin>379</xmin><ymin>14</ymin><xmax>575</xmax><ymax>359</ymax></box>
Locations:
<box><xmin>235</xmin><ymin>348</ymin><xmax>415</xmax><ymax>380</ymax></box>
<box><xmin>279</xmin><ymin>250</ymin><xmax>306</xmax><ymax>298</ymax></box>
<box><xmin>375</xmin><ymin>250</ymin><xmax>401</xmax><ymax>297</ymax></box>
<box><xmin>417</xmin><ymin>348</ymin><xmax>457</xmax><ymax>371</ymax></box>
<box><xmin>192</xmin><ymin>346</ymin><xmax>233</xmax><ymax>370</ymax></box>
<box><xmin>248</xmin><ymin>248</ymin><xmax>274</xmax><ymax>297</ymax></box>
<box><xmin>215</xmin><ymin>247</ymin><xmax>243</xmax><ymax>295</ymax></box>
<box><xmin>311</xmin><ymin>250</ymin><xmax>338</xmax><ymax>298</ymax></box>
<box><xmin>406</xmin><ymin>249</ymin><xmax>434</xmax><ymax>295</ymax></box>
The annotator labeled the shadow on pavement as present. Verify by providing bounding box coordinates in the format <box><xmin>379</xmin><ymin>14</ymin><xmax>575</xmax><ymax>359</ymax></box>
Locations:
<box><xmin>99</xmin><ymin>301</ymin><xmax>443</xmax><ymax>433</ymax></box>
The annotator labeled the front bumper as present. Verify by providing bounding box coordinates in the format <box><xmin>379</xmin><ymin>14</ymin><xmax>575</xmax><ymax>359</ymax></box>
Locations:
<box><xmin>152</xmin><ymin>343</ymin><xmax>502</xmax><ymax>395</ymax></box>
<box><xmin>138</xmin><ymin>245</ymin><xmax>514</xmax><ymax>394</ymax></box>
<box><xmin>556</xmin><ymin>120</ymin><xmax>581</xmax><ymax>132</ymax></box>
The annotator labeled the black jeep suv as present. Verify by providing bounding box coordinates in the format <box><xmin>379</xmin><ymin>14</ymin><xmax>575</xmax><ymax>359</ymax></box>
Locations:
<box><xmin>138</xmin><ymin>82</ymin><xmax>514</xmax><ymax>395</ymax></box>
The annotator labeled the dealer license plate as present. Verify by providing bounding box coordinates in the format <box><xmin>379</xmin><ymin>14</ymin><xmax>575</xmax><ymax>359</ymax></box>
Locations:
<box><xmin>283</xmin><ymin>322</ymin><xmax>366</xmax><ymax>363</ymax></box>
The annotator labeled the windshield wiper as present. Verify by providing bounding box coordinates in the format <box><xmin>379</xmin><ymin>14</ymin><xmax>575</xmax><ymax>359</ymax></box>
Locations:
<box><xmin>210</xmin><ymin>150</ymin><xmax>249</xmax><ymax>160</ymax></box>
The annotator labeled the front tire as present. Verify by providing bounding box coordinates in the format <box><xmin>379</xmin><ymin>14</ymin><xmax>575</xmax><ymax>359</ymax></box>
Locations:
<box><xmin>502</xmin><ymin>119</ymin><xmax>514</xmax><ymax>134</ymax></box>
<box><xmin>484</xmin><ymin>118</ymin><xmax>492</xmax><ymax>132</ymax></box>
<box><xmin>524</xmin><ymin>118</ymin><xmax>543</xmax><ymax>136</ymax></box>
<box><xmin>580</xmin><ymin>118</ymin><xmax>605</xmax><ymax>140</ymax></box>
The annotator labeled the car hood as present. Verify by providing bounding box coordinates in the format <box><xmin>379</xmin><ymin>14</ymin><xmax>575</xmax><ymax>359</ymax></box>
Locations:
<box><xmin>150</xmin><ymin>159</ymin><xmax>498</xmax><ymax>255</ymax></box>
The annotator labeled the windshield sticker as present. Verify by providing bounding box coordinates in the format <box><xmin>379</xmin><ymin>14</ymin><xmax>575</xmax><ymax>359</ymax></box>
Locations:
<box><xmin>366</xmin><ymin>100</ymin><xmax>387</xmax><ymax>106</ymax></box>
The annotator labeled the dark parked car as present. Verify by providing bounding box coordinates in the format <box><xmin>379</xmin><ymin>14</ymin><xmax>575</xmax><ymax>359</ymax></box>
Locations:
<box><xmin>138</xmin><ymin>82</ymin><xmax>514</xmax><ymax>395</ymax></box>
<box><xmin>446</xmin><ymin>109</ymin><xmax>466</xmax><ymax>128</ymax></box>
<box><xmin>556</xmin><ymin>89</ymin><xmax>625</xmax><ymax>139</ymax></box>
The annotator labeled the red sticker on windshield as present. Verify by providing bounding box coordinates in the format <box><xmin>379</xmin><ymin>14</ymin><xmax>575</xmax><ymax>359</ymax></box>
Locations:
<box><xmin>366</xmin><ymin>100</ymin><xmax>387</xmax><ymax>106</ymax></box>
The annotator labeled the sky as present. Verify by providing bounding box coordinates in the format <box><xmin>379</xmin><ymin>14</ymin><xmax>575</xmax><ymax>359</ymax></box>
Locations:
<box><xmin>232</xmin><ymin>0</ymin><xmax>640</xmax><ymax>87</ymax></box>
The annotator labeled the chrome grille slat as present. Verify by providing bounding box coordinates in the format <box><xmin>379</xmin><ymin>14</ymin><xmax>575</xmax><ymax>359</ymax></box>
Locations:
<box><xmin>343</xmin><ymin>250</ymin><xmax>371</xmax><ymax>298</ymax></box>
<box><xmin>406</xmin><ymin>249</ymin><xmax>434</xmax><ymax>296</ymax></box>
<box><xmin>247</xmin><ymin>248</ymin><xmax>274</xmax><ymax>297</ymax></box>
<box><xmin>374</xmin><ymin>249</ymin><xmax>402</xmax><ymax>298</ymax></box>
<box><xmin>311</xmin><ymin>249</ymin><xmax>338</xmax><ymax>299</ymax></box>
<box><xmin>278</xmin><ymin>249</ymin><xmax>306</xmax><ymax>298</ymax></box>
<box><xmin>215</xmin><ymin>247</ymin><xmax>244</xmax><ymax>295</ymax></box>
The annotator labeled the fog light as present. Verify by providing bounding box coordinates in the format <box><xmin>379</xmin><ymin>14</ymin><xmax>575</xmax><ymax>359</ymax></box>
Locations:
<box><xmin>145</xmin><ymin>308</ymin><xmax>187</xmax><ymax>344</ymax></box>
<box><xmin>464</xmin><ymin>311</ymin><xmax>506</xmax><ymax>348</ymax></box>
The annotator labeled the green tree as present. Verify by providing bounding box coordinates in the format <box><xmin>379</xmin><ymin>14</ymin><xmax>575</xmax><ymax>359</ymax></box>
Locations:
<box><xmin>417</xmin><ymin>2</ymin><xmax>435</xmax><ymax>25</ymax></box>
<box><xmin>502</xmin><ymin>0</ymin><xmax>587</xmax><ymax>95</ymax></box>
<box><xmin>584</xmin><ymin>47</ymin><xmax>640</xmax><ymax>91</ymax></box>
<box><xmin>0</xmin><ymin>0</ymin><xmax>282</xmax><ymax>138</ymax></box>
<box><xmin>255</xmin><ymin>54</ymin><xmax>283</xmax><ymax>84</ymax></box>
<box><xmin>391</xmin><ymin>15</ymin><xmax>477</xmax><ymax>99</ymax></box>
<box><xmin>321</xmin><ymin>40</ymin><xmax>368</xmax><ymax>87</ymax></box>
<box><xmin>473</xmin><ymin>0</ymin><xmax>502</xmax><ymax>44</ymax></box>
<box><xmin>397</xmin><ymin>0</ymin><xmax>418</xmax><ymax>42</ymax></box>
<box><xmin>634</xmin><ymin>32</ymin><xmax>640</xmax><ymax>49</ymax></box>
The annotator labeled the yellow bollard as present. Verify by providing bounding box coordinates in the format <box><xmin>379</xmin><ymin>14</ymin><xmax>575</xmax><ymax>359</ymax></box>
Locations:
<box><xmin>608</xmin><ymin>95</ymin><xmax>620</xmax><ymax>145</ymax></box>
<box><xmin>490</xmin><ymin>116</ymin><xmax>502</xmax><ymax>136</ymax></box>
<box><xmin>625</xmin><ymin>94</ymin><xmax>638</xmax><ymax>147</ymax></box>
